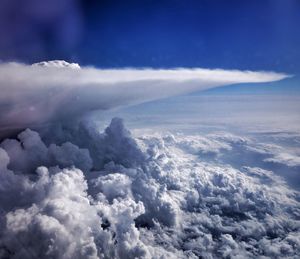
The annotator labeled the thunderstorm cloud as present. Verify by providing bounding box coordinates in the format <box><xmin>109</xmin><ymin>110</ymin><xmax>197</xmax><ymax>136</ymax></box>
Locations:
<box><xmin>0</xmin><ymin>60</ymin><xmax>289</xmax><ymax>137</ymax></box>
<box><xmin>0</xmin><ymin>61</ymin><xmax>298</xmax><ymax>259</ymax></box>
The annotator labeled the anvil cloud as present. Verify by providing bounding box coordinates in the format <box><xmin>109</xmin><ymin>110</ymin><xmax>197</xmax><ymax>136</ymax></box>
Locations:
<box><xmin>0</xmin><ymin>60</ymin><xmax>289</xmax><ymax>135</ymax></box>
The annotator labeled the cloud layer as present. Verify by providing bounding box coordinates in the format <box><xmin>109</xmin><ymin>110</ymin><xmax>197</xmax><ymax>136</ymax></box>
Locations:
<box><xmin>0</xmin><ymin>61</ymin><xmax>296</xmax><ymax>258</ymax></box>
<box><xmin>0</xmin><ymin>61</ymin><xmax>289</xmax><ymax>136</ymax></box>
<box><xmin>0</xmin><ymin>118</ymin><xmax>299</xmax><ymax>258</ymax></box>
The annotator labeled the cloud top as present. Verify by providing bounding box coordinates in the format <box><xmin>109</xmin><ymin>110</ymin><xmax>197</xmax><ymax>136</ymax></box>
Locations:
<box><xmin>0</xmin><ymin>60</ymin><xmax>289</xmax><ymax>135</ymax></box>
<box><xmin>0</xmin><ymin>118</ymin><xmax>299</xmax><ymax>258</ymax></box>
<box><xmin>32</xmin><ymin>60</ymin><xmax>81</xmax><ymax>69</ymax></box>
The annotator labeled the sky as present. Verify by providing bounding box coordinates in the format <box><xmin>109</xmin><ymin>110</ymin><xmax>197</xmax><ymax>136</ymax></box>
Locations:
<box><xmin>80</xmin><ymin>0</ymin><xmax>300</xmax><ymax>74</ymax></box>
<box><xmin>1</xmin><ymin>0</ymin><xmax>300</xmax><ymax>74</ymax></box>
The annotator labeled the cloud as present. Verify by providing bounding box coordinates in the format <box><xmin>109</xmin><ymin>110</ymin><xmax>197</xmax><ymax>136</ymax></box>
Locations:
<box><xmin>0</xmin><ymin>117</ymin><xmax>299</xmax><ymax>258</ymax></box>
<box><xmin>0</xmin><ymin>60</ymin><xmax>297</xmax><ymax>258</ymax></box>
<box><xmin>0</xmin><ymin>128</ymin><xmax>93</xmax><ymax>173</ymax></box>
<box><xmin>0</xmin><ymin>60</ymin><xmax>290</xmax><ymax>137</ymax></box>
<box><xmin>33</xmin><ymin>60</ymin><xmax>81</xmax><ymax>69</ymax></box>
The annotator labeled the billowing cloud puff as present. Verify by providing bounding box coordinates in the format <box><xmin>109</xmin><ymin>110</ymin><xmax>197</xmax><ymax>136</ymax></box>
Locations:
<box><xmin>0</xmin><ymin>118</ymin><xmax>299</xmax><ymax>258</ymax></box>
<box><xmin>33</xmin><ymin>60</ymin><xmax>81</xmax><ymax>69</ymax></box>
<box><xmin>0</xmin><ymin>60</ymin><xmax>289</xmax><ymax>137</ymax></box>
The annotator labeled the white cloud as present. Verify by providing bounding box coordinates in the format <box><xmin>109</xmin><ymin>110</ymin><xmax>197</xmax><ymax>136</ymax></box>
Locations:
<box><xmin>0</xmin><ymin>128</ymin><xmax>93</xmax><ymax>173</ymax></box>
<box><xmin>32</xmin><ymin>60</ymin><xmax>81</xmax><ymax>69</ymax></box>
<box><xmin>0</xmin><ymin>117</ymin><xmax>299</xmax><ymax>258</ymax></box>
<box><xmin>0</xmin><ymin>60</ymin><xmax>297</xmax><ymax>258</ymax></box>
<box><xmin>0</xmin><ymin>60</ymin><xmax>289</xmax><ymax>137</ymax></box>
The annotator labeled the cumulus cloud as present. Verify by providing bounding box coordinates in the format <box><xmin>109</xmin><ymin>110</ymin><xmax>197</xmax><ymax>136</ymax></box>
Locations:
<box><xmin>0</xmin><ymin>60</ymin><xmax>289</xmax><ymax>137</ymax></box>
<box><xmin>0</xmin><ymin>117</ymin><xmax>299</xmax><ymax>258</ymax></box>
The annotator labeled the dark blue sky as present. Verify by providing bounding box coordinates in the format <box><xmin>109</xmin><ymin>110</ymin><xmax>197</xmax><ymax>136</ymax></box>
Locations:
<box><xmin>1</xmin><ymin>0</ymin><xmax>300</xmax><ymax>74</ymax></box>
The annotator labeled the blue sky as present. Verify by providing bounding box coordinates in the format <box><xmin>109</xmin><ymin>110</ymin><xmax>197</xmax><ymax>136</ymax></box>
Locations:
<box><xmin>1</xmin><ymin>0</ymin><xmax>300</xmax><ymax>74</ymax></box>
<box><xmin>80</xmin><ymin>0</ymin><xmax>300</xmax><ymax>74</ymax></box>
